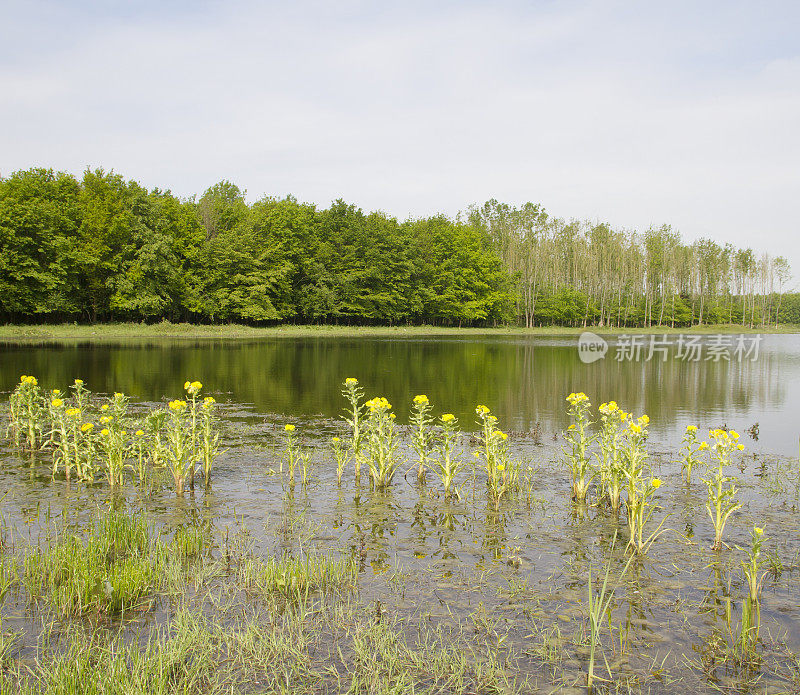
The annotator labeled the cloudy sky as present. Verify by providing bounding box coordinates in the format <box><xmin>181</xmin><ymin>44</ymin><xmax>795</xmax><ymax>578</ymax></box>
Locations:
<box><xmin>2</xmin><ymin>0</ymin><xmax>799</xmax><ymax>278</ymax></box>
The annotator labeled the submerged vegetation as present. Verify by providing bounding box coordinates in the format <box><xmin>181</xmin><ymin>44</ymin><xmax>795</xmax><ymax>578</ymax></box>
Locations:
<box><xmin>0</xmin><ymin>167</ymin><xmax>796</xmax><ymax>328</ymax></box>
<box><xmin>1</xmin><ymin>374</ymin><xmax>798</xmax><ymax>693</ymax></box>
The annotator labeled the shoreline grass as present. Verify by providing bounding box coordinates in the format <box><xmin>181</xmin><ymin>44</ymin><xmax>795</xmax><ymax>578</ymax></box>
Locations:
<box><xmin>0</xmin><ymin>321</ymin><xmax>798</xmax><ymax>341</ymax></box>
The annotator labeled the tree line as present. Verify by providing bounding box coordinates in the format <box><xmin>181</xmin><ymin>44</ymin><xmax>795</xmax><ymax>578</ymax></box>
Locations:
<box><xmin>0</xmin><ymin>168</ymin><xmax>794</xmax><ymax>327</ymax></box>
<box><xmin>470</xmin><ymin>200</ymin><xmax>794</xmax><ymax>328</ymax></box>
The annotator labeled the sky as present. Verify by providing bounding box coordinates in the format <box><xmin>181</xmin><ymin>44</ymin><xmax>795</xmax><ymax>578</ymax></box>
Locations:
<box><xmin>2</xmin><ymin>0</ymin><xmax>799</xmax><ymax>281</ymax></box>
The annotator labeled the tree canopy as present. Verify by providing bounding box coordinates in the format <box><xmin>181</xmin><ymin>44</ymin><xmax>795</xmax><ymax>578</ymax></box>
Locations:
<box><xmin>0</xmin><ymin>168</ymin><xmax>792</xmax><ymax>327</ymax></box>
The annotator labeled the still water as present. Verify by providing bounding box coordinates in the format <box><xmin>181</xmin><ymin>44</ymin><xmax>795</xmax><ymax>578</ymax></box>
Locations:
<box><xmin>2</xmin><ymin>333</ymin><xmax>798</xmax><ymax>453</ymax></box>
<box><xmin>2</xmin><ymin>333</ymin><xmax>800</xmax><ymax>693</ymax></box>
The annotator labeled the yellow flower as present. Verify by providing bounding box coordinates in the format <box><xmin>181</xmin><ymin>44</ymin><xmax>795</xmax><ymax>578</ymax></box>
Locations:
<box><xmin>698</xmin><ymin>441</ymin><xmax>709</xmax><ymax>450</ymax></box>
<box><xmin>754</xmin><ymin>526</ymin><xmax>764</xmax><ymax>536</ymax></box>
<box><xmin>345</xmin><ymin>377</ymin><xmax>358</xmax><ymax>385</ymax></box>
<box><xmin>192</xmin><ymin>381</ymin><xmax>202</xmax><ymax>391</ymax></box>
<box><xmin>730</xmin><ymin>430</ymin><xmax>740</xmax><ymax>440</ymax></box>
<box><xmin>100</xmin><ymin>404</ymin><xmax>109</xmax><ymax>411</ymax></box>
<box><xmin>121</xmin><ymin>430</ymin><xmax>126</xmax><ymax>436</ymax></box>
<box><xmin>100</xmin><ymin>416</ymin><xmax>113</xmax><ymax>425</ymax></box>
<box><xmin>737</xmin><ymin>444</ymin><xmax>745</xmax><ymax>451</ymax></box>
<box><xmin>168</xmin><ymin>400</ymin><xmax>186</xmax><ymax>412</ymax></box>
<box><xmin>473</xmin><ymin>451</ymin><xmax>481</xmax><ymax>457</ymax></box>
<box><xmin>413</xmin><ymin>394</ymin><xmax>429</xmax><ymax>405</ymax></box>
<box><xmin>639</xmin><ymin>414</ymin><xmax>650</xmax><ymax>425</ymax></box>
<box><xmin>567</xmin><ymin>424</ymin><xmax>575</xmax><ymax>430</ymax></box>
<box><xmin>442</xmin><ymin>413</ymin><xmax>455</xmax><ymax>423</ymax></box>
<box><xmin>74</xmin><ymin>379</ymin><xmax>84</xmax><ymax>386</ymax></box>
<box><xmin>475</xmin><ymin>405</ymin><xmax>490</xmax><ymax>415</ymax></box>
<box><xmin>498</xmin><ymin>431</ymin><xmax>508</xmax><ymax>440</ymax></box>
<box><xmin>285</xmin><ymin>424</ymin><xmax>295</xmax><ymax>432</ymax></box>
<box><xmin>686</xmin><ymin>425</ymin><xmax>698</xmax><ymax>432</ymax></box>
<box><xmin>390</xmin><ymin>413</ymin><xmax>396</xmax><ymax>419</ymax></box>
<box><xmin>184</xmin><ymin>381</ymin><xmax>191</xmax><ymax>390</ymax></box>
<box><xmin>566</xmin><ymin>392</ymin><xmax>589</xmax><ymax>406</ymax></box>
<box><xmin>651</xmin><ymin>478</ymin><xmax>662</xmax><ymax>489</ymax></box>
<box><xmin>203</xmin><ymin>396</ymin><xmax>216</xmax><ymax>409</ymax></box>
<box><xmin>629</xmin><ymin>423</ymin><xmax>642</xmax><ymax>434</ymax></box>
<box><xmin>135</xmin><ymin>430</ymin><xmax>144</xmax><ymax>436</ymax></box>
<box><xmin>81</xmin><ymin>423</ymin><xmax>94</xmax><ymax>433</ymax></box>
<box><xmin>497</xmin><ymin>463</ymin><xmax>506</xmax><ymax>472</ymax></box>
<box><xmin>101</xmin><ymin>428</ymin><xmax>110</xmax><ymax>436</ymax></box>
<box><xmin>51</xmin><ymin>398</ymin><xmax>64</xmax><ymax>408</ymax></box>
<box><xmin>332</xmin><ymin>437</ymin><xmax>340</xmax><ymax>443</ymax></box>
<box><xmin>65</xmin><ymin>408</ymin><xmax>80</xmax><ymax>418</ymax></box>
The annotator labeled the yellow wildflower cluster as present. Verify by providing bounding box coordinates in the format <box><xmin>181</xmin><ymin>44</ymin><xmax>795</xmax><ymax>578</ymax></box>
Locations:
<box><xmin>566</xmin><ymin>392</ymin><xmax>589</xmax><ymax>406</ymax></box>
<box><xmin>184</xmin><ymin>380</ymin><xmax>203</xmax><ymax>395</ymax></box>
<box><xmin>441</xmin><ymin>413</ymin><xmax>455</xmax><ymax>423</ymax></box>
<box><xmin>168</xmin><ymin>400</ymin><xmax>186</xmax><ymax>412</ymax></box>
<box><xmin>366</xmin><ymin>397</ymin><xmax>392</xmax><ymax>412</ymax></box>
<box><xmin>284</xmin><ymin>424</ymin><xmax>295</xmax><ymax>432</ymax></box>
<box><xmin>345</xmin><ymin>377</ymin><xmax>358</xmax><ymax>386</ymax></box>
<box><xmin>65</xmin><ymin>408</ymin><xmax>80</xmax><ymax>418</ymax></box>
<box><xmin>413</xmin><ymin>394</ymin><xmax>429</xmax><ymax>405</ymax></box>
<box><xmin>80</xmin><ymin>423</ymin><xmax>94</xmax><ymax>433</ymax></box>
<box><xmin>598</xmin><ymin>401</ymin><xmax>619</xmax><ymax>415</ymax></box>
<box><xmin>709</xmin><ymin>428</ymin><xmax>744</xmax><ymax>450</ymax></box>
<box><xmin>19</xmin><ymin>375</ymin><xmax>38</xmax><ymax>385</ymax></box>
<box><xmin>475</xmin><ymin>405</ymin><xmax>490</xmax><ymax>416</ymax></box>
<box><xmin>51</xmin><ymin>398</ymin><xmax>64</xmax><ymax>408</ymax></box>
<box><xmin>135</xmin><ymin>430</ymin><xmax>144</xmax><ymax>436</ymax></box>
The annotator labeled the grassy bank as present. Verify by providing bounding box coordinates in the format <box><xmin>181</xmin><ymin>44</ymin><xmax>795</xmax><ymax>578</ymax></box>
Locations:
<box><xmin>0</xmin><ymin>321</ymin><xmax>798</xmax><ymax>341</ymax></box>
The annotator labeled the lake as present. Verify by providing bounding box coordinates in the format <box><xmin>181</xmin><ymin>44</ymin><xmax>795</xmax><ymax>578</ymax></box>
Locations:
<box><xmin>1</xmin><ymin>332</ymin><xmax>799</xmax><ymax>693</ymax></box>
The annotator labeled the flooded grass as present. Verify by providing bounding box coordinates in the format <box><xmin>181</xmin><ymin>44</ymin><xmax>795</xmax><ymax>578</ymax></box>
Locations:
<box><xmin>2</xmin><ymin>377</ymin><xmax>800</xmax><ymax>693</ymax></box>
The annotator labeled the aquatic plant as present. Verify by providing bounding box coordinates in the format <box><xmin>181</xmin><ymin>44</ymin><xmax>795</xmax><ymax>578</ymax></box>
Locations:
<box><xmin>586</xmin><ymin>533</ymin><xmax>634</xmax><ymax>690</ymax></box>
<box><xmin>331</xmin><ymin>436</ymin><xmax>350</xmax><ymax>486</ymax></box>
<box><xmin>165</xmin><ymin>398</ymin><xmax>196</xmax><ymax>495</ymax></box>
<box><xmin>199</xmin><ymin>396</ymin><xmax>219</xmax><ymax>486</ymax></box>
<box><xmin>281</xmin><ymin>424</ymin><xmax>300</xmax><ymax>482</ymax></box>
<box><xmin>679</xmin><ymin>425</ymin><xmax>708</xmax><ymax>484</ymax></box>
<box><xmin>183</xmin><ymin>381</ymin><xmax>203</xmax><ymax>488</ymax></box>
<box><xmin>563</xmin><ymin>392</ymin><xmax>596</xmax><ymax>503</ymax></box>
<box><xmin>736</xmin><ymin>526</ymin><xmax>768</xmax><ymax>656</ymax></box>
<box><xmin>410</xmin><ymin>394</ymin><xmax>434</xmax><ymax>483</ymax></box>
<box><xmin>341</xmin><ymin>377</ymin><xmax>366</xmax><ymax>480</ymax></box>
<box><xmin>432</xmin><ymin>413</ymin><xmax>463</xmax><ymax>498</ymax></box>
<box><xmin>475</xmin><ymin>405</ymin><xmax>516</xmax><ymax>504</ymax></box>
<box><xmin>97</xmin><ymin>394</ymin><xmax>132</xmax><ymax>488</ymax></box>
<box><xmin>619</xmin><ymin>412</ymin><xmax>666</xmax><ymax>554</ymax></box>
<box><xmin>703</xmin><ymin>428</ymin><xmax>743</xmax><ymax>551</ymax></box>
<box><xmin>143</xmin><ymin>408</ymin><xmax>169</xmax><ymax>468</ymax></box>
<box><xmin>22</xmin><ymin>511</ymin><xmax>164</xmax><ymax>615</ymax></box>
<box><xmin>597</xmin><ymin>401</ymin><xmax>625</xmax><ymax>511</ymax></box>
<box><xmin>8</xmin><ymin>375</ymin><xmax>44</xmax><ymax>450</ymax></box>
<box><xmin>364</xmin><ymin>397</ymin><xmax>399</xmax><ymax>489</ymax></box>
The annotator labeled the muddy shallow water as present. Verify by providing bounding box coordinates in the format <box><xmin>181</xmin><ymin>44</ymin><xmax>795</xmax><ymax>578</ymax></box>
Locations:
<box><xmin>1</xmin><ymin>335</ymin><xmax>800</xmax><ymax>693</ymax></box>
